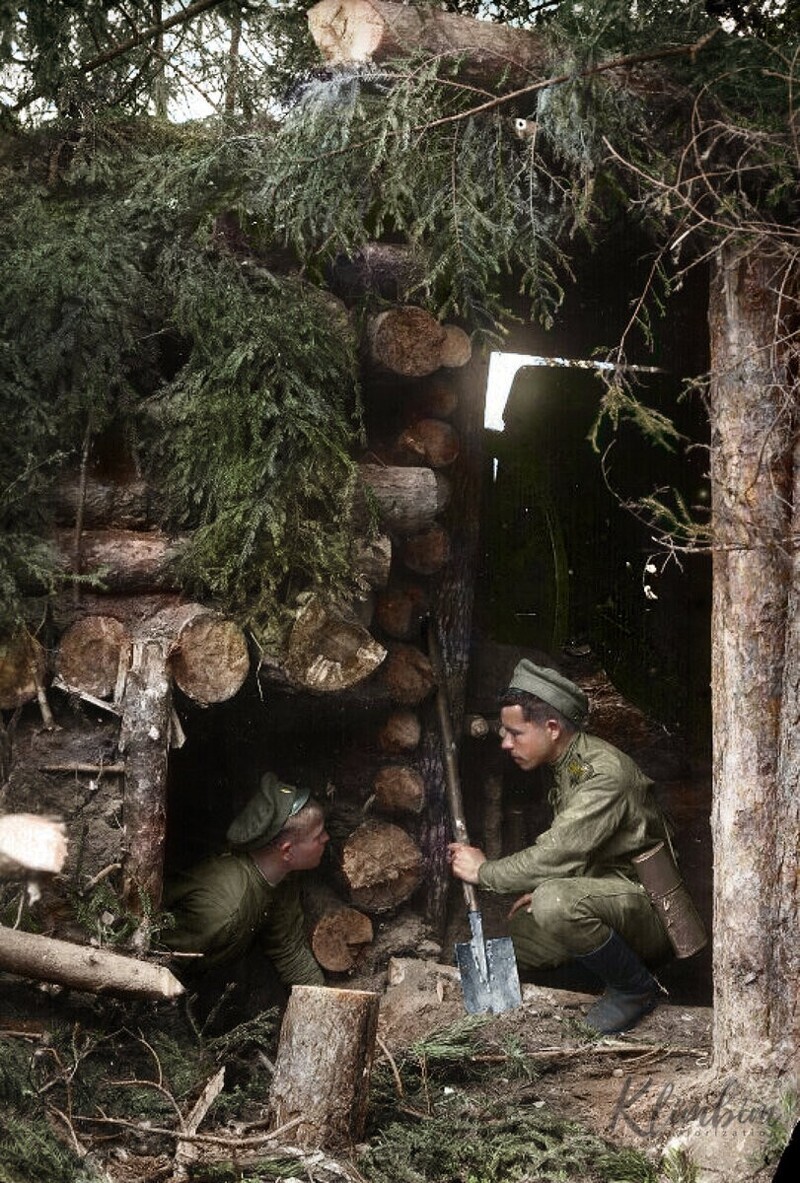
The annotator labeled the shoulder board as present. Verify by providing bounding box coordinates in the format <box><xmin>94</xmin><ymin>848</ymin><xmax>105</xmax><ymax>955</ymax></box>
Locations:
<box><xmin>567</xmin><ymin>757</ymin><xmax>595</xmax><ymax>786</ymax></box>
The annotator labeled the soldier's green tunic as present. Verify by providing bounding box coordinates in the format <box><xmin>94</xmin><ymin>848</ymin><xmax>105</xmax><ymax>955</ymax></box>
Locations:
<box><xmin>163</xmin><ymin>851</ymin><xmax>323</xmax><ymax>986</ymax></box>
<box><xmin>479</xmin><ymin>732</ymin><xmax>672</xmax><ymax>967</ymax></box>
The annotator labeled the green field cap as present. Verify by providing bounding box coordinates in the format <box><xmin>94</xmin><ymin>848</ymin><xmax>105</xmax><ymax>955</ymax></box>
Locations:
<box><xmin>226</xmin><ymin>772</ymin><xmax>311</xmax><ymax>851</ymax></box>
<box><xmin>508</xmin><ymin>660</ymin><xmax>589</xmax><ymax>726</ymax></box>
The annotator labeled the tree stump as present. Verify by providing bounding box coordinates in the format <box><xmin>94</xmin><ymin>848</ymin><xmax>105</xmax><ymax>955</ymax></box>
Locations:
<box><xmin>269</xmin><ymin>984</ymin><xmax>380</xmax><ymax>1149</ymax></box>
<box><xmin>336</xmin><ymin>819</ymin><xmax>424</xmax><ymax>913</ymax></box>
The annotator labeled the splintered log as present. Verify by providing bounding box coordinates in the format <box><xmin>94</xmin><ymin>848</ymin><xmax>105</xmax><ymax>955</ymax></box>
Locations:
<box><xmin>401</xmin><ymin>524</ymin><xmax>452</xmax><ymax>575</ymax></box>
<box><xmin>0</xmin><ymin>815</ymin><xmax>68</xmax><ymax>878</ymax></box>
<box><xmin>55</xmin><ymin>615</ymin><xmax>132</xmax><ymax>701</ymax></box>
<box><xmin>380</xmin><ymin>642</ymin><xmax>436</xmax><ymax>705</ymax></box>
<box><xmin>269</xmin><ymin>985</ymin><xmax>380</xmax><ymax>1149</ymax></box>
<box><xmin>119</xmin><ymin>638</ymin><xmax>172</xmax><ymax>918</ymax></box>
<box><xmin>0</xmin><ymin>633</ymin><xmax>47</xmax><ymax>709</ymax></box>
<box><xmin>374</xmin><ymin>582</ymin><xmax>429</xmax><ymax>639</ymax></box>
<box><xmin>148</xmin><ymin>603</ymin><xmax>250</xmax><ymax>705</ymax></box>
<box><xmin>282</xmin><ymin>596</ymin><xmax>386</xmax><ymax>693</ymax></box>
<box><xmin>308</xmin><ymin>0</ymin><xmax>550</xmax><ymax>90</ymax></box>
<box><xmin>351</xmin><ymin>533</ymin><xmax>392</xmax><ymax>591</ymax></box>
<box><xmin>304</xmin><ymin>882</ymin><xmax>374</xmax><ymax>973</ymax></box>
<box><xmin>376</xmin><ymin>708</ymin><xmax>422</xmax><ymax>754</ymax></box>
<box><xmin>372</xmin><ymin>764</ymin><xmax>426</xmax><ymax>815</ymax></box>
<box><xmin>396</xmin><ymin>419</ymin><xmax>460</xmax><ymax>468</ymax></box>
<box><xmin>368</xmin><ymin>306</ymin><xmax>447</xmax><ymax>377</ymax></box>
<box><xmin>439</xmin><ymin>324</ymin><xmax>473</xmax><ymax>369</ymax></box>
<box><xmin>336</xmin><ymin>819</ymin><xmax>424</xmax><ymax>912</ymax></box>
<box><xmin>52</xmin><ymin>477</ymin><xmax>157</xmax><ymax>529</ymax></box>
<box><xmin>54</xmin><ymin>527</ymin><xmax>187</xmax><ymax>593</ymax></box>
<box><xmin>0</xmin><ymin>925</ymin><xmax>184</xmax><ymax>1000</ymax></box>
<box><xmin>358</xmin><ymin>464</ymin><xmax>450</xmax><ymax>534</ymax></box>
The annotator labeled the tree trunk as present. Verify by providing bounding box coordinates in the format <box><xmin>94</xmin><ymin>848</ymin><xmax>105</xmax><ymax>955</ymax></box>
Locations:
<box><xmin>304</xmin><ymin>881</ymin><xmax>374</xmax><ymax>973</ymax></box>
<box><xmin>372</xmin><ymin>763</ymin><xmax>426</xmax><ymax>815</ymax></box>
<box><xmin>0</xmin><ymin>924</ymin><xmax>184</xmax><ymax>999</ymax></box>
<box><xmin>307</xmin><ymin>0</ymin><xmax>550</xmax><ymax>91</ymax></box>
<box><xmin>358</xmin><ymin>463</ymin><xmax>451</xmax><ymax>534</ymax></box>
<box><xmin>334</xmin><ymin>818</ymin><xmax>424</xmax><ymax>913</ymax></box>
<box><xmin>0</xmin><ymin>814</ymin><xmax>68</xmax><ymax>878</ymax></box>
<box><xmin>709</xmin><ymin>243</ymin><xmax>798</xmax><ymax>1080</ymax></box>
<box><xmin>268</xmin><ymin>984</ymin><xmax>379</xmax><ymax>1149</ymax></box>
<box><xmin>119</xmin><ymin>638</ymin><xmax>173</xmax><ymax>920</ymax></box>
<box><xmin>55</xmin><ymin>615</ymin><xmax>132</xmax><ymax>701</ymax></box>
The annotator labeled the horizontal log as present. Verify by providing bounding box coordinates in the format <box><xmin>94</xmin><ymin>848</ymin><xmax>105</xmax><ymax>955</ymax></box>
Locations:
<box><xmin>376</xmin><ymin>708</ymin><xmax>422</xmax><ymax>754</ymax></box>
<box><xmin>281</xmin><ymin>595</ymin><xmax>386</xmax><ymax>693</ymax></box>
<box><xmin>368</xmin><ymin>306</ymin><xmax>447</xmax><ymax>377</ymax></box>
<box><xmin>374</xmin><ymin>582</ymin><xmax>429</xmax><ymax>640</ymax></box>
<box><xmin>396</xmin><ymin>419</ymin><xmax>460</xmax><ymax>469</ymax></box>
<box><xmin>327</xmin><ymin>243</ymin><xmax>426</xmax><ymax>302</ymax></box>
<box><xmin>0</xmin><ymin>925</ymin><xmax>184</xmax><ymax>999</ymax></box>
<box><xmin>55</xmin><ymin>615</ymin><xmax>131</xmax><ymax>701</ymax></box>
<box><xmin>372</xmin><ymin>763</ymin><xmax>425</xmax><ymax>815</ymax></box>
<box><xmin>308</xmin><ymin>0</ymin><xmax>550</xmax><ymax>90</ymax></box>
<box><xmin>336</xmin><ymin>819</ymin><xmax>424</xmax><ymax>913</ymax></box>
<box><xmin>304</xmin><ymin>881</ymin><xmax>374</xmax><ymax>973</ymax></box>
<box><xmin>380</xmin><ymin>642</ymin><xmax>436</xmax><ymax>705</ymax></box>
<box><xmin>148</xmin><ymin>604</ymin><xmax>250</xmax><ymax>705</ymax></box>
<box><xmin>53</xmin><ymin>528</ymin><xmax>188</xmax><ymax>593</ymax></box>
<box><xmin>358</xmin><ymin>464</ymin><xmax>450</xmax><ymax>534</ymax></box>
<box><xmin>411</xmin><ymin>378</ymin><xmax>459</xmax><ymax>420</ymax></box>
<box><xmin>401</xmin><ymin>524</ymin><xmax>452</xmax><ymax>575</ymax></box>
<box><xmin>0</xmin><ymin>815</ymin><xmax>68</xmax><ymax>879</ymax></box>
<box><xmin>52</xmin><ymin>477</ymin><xmax>159</xmax><ymax>529</ymax></box>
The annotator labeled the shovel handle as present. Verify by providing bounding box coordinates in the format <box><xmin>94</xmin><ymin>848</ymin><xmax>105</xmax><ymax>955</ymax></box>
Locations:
<box><xmin>426</xmin><ymin>622</ymin><xmax>481</xmax><ymax>916</ymax></box>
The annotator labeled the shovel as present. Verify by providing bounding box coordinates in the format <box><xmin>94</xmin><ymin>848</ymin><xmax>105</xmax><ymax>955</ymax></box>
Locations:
<box><xmin>427</xmin><ymin>623</ymin><xmax>522</xmax><ymax>1015</ymax></box>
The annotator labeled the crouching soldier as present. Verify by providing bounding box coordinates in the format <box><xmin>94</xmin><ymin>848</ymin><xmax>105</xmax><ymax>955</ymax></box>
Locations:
<box><xmin>449</xmin><ymin>660</ymin><xmax>673</xmax><ymax>1034</ymax></box>
<box><xmin>162</xmin><ymin>772</ymin><xmax>328</xmax><ymax>1018</ymax></box>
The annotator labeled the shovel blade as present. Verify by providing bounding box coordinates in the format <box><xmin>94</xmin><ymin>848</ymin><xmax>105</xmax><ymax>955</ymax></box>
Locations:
<box><xmin>455</xmin><ymin>935</ymin><xmax>523</xmax><ymax>1015</ymax></box>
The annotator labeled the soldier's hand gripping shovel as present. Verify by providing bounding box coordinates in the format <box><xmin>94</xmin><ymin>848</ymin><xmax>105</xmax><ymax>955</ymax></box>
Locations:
<box><xmin>427</xmin><ymin>624</ymin><xmax>522</xmax><ymax>1015</ymax></box>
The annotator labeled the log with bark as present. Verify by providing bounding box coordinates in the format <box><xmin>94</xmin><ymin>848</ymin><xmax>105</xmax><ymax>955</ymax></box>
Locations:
<box><xmin>334</xmin><ymin>818</ymin><xmax>424</xmax><ymax>912</ymax></box>
<box><xmin>268</xmin><ymin>984</ymin><xmax>380</xmax><ymax>1149</ymax></box>
<box><xmin>52</xmin><ymin>476</ymin><xmax>158</xmax><ymax>529</ymax></box>
<box><xmin>396</xmin><ymin>418</ymin><xmax>461</xmax><ymax>468</ymax></box>
<box><xmin>328</xmin><ymin>242</ymin><xmax>426</xmax><ymax>302</ymax></box>
<box><xmin>0</xmin><ymin>924</ymin><xmax>184</xmax><ymax>999</ymax></box>
<box><xmin>374</xmin><ymin>581</ymin><xmax>429</xmax><ymax>639</ymax></box>
<box><xmin>119</xmin><ymin>637</ymin><xmax>173</xmax><ymax>920</ymax></box>
<box><xmin>372</xmin><ymin>763</ymin><xmax>426</xmax><ymax>815</ymax></box>
<box><xmin>376</xmin><ymin>708</ymin><xmax>422</xmax><ymax>754</ymax></box>
<box><xmin>53</xmin><ymin>527</ymin><xmax>188</xmax><ymax>593</ymax></box>
<box><xmin>401</xmin><ymin>524</ymin><xmax>452</xmax><ymax>575</ymax></box>
<box><xmin>304</xmin><ymin>880</ymin><xmax>374</xmax><ymax>973</ymax></box>
<box><xmin>358</xmin><ymin>463</ymin><xmax>451</xmax><ymax>534</ymax></box>
<box><xmin>0</xmin><ymin>632</ymin><xmax>47</xmax><ymax>710</ymax></box>
<box><xmin>308</xmin><ymin>0</ymin><xmax>550</xmax><ymax>90</ymax></box>
<box><xmin>0</xmin><ymin>814</ymin><xmax>68</xmax><ymax>878</ymax></box>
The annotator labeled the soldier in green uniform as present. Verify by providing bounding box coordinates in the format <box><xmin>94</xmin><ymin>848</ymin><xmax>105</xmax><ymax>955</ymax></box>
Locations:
<box><xmin>162</xmin><ymin>772</ymin><xmax>328</xmax><ymax>1003</ymax></box>
<box><xmin>449</xmin><ymin>660</ymin><xmax>672</xmax><ymax>1034</ymax></box>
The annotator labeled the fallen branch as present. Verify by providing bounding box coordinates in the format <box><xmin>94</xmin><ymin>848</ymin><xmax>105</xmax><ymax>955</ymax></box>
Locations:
<box><xmin>72</xmin><ymin>1112</ymin><xmax>303</xmax><ymax>1148</ymax></box>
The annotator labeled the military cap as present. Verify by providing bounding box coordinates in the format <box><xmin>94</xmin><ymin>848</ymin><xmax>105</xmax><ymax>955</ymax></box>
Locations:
<box><xmin>508</xmin><ymin>659</ymin><xmax>589</xmax><ymax>727</ymax></box>
<box><xmin>226</xmin><ymin>772</ymin><xmax>311</xmax><ymax>852</ymax></box>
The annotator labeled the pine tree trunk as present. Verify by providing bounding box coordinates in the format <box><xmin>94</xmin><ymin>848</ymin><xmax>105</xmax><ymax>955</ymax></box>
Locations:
<box><xmin>709</xmin><ymin>242</ymin><xmax>798</xmax><ymax>1080</ymax></box>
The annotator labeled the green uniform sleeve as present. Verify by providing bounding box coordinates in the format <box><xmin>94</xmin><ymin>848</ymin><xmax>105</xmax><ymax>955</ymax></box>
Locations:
<box><xmin>260</xmin><ymin>881</ymin><xmax>324</xmax><ymax>987</ymax></box>
<box><xmin>478</xmin><ymin>772</ymin><xmax>628</xmax><ymax>894</ymax></box>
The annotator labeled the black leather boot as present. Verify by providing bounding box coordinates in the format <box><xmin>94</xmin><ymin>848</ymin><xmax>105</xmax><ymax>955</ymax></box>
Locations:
<box><xmin>574</xmin><ymin>931</ymin><xmax>664</xmax><ymax>1034</ymax></box>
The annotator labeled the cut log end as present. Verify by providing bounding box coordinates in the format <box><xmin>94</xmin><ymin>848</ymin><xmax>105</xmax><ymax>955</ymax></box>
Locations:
<box><xmin>338</xmin><ymin>819</ymin><xmax>424</xmax><ymax>913</ymax></box>
<box><xmin>309</xmin><ymin>906</ymin><xmax>374</xmax><ymax>973</ymax></box>
<box><xmin>56</xmin><ymin>615</ymin><xmax>131</xmax><ymax>700</ymax></box>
